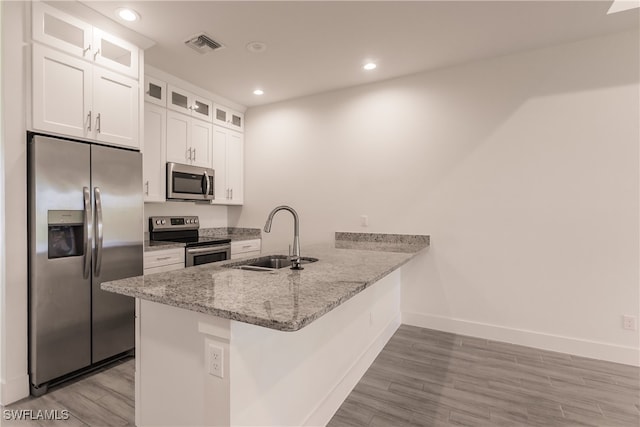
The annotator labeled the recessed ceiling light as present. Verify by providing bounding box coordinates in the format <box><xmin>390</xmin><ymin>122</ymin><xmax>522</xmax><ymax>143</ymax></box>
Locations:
<box><xmin>363</xmin><ymin>62</ymin><xmax>377</xmax><ymax>71</ymax></box>
<box><xmin>116</xmin><ymin>8</ymin><xmax>140</xmax><ymax>22</ymax></box>
<box><xmin>246</xmin><ymin>42</ymin><xmax>268</xmax><ymax>53</ymax></box>
<box><xmin>253</xmin><ymin>89</ymin><xmax>264</xmax><ymax>96</ymax></box>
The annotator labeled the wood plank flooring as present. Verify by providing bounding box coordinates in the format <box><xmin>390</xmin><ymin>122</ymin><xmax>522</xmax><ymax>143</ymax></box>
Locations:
<box><xmin>328</xmin><ymin>325</ymin><xmax>640</xmax><ymax>427</ymax></box>
<box><xmin>2</xmin><ymin>358</ymin><xmax>134</xmax><ymax>426</ymax></box>
<box><xmin>3</xmin><ymin>326</ymin><xmax>638</xmax><ymax>426</ymax></box>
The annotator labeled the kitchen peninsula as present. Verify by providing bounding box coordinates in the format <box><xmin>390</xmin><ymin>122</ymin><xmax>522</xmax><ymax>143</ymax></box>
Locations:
<box><xmin>103</xmin><ymin>232</ymin><xmax>429</xmax><ymax>426</ymax></box>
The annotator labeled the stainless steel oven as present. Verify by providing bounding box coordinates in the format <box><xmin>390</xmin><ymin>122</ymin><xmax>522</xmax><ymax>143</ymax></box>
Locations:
<box><xmin>149</xmin><ymin>216</ymin><xmax>231</xmax><ymax>267</ymax></box>
<box><xmin>185</xmin><ymin>244</ymin><xmax>231</xmax><ymax>267</ymax></box>
<box><xmin>166</xmin><ymin>162</ymin><xmax>214</xmax><ymax>201</ymax></box>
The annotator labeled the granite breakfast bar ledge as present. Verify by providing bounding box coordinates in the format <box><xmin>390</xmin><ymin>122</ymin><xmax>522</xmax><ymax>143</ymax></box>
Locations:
<box><xmin>103</xmin><ymin>232</ymin><xmax>429</xmax><ymax>427</ymax></box>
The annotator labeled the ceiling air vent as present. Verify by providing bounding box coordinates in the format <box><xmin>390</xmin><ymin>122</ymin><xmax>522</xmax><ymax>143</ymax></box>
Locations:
<box><xmin>184</xmin><ymin>33</ymin><xmax>224</xmax><ymax>54</ymax></box>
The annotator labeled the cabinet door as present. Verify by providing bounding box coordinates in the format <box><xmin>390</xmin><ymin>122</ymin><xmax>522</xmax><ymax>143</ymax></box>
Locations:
<box><xmin>168</xmin><ymin>85</ymin><xmax>213</xmax><ymax>121</ymax></box>
<box><xmin>227</xmin><ymin>130</ymin><xmax>244</xmax><ymax>204</ymax></box>
<box><xmin>32</xmin><ymin>2</ymin><xmax>93</xmax><ymax>59</ymax></box>
<box><xmin>144</xmin><ymin>76</ymin><xmax>166</xmax><ymax>107</ymax></box>
<box><xmin>166</xmin><ymin>110</ymin><xmax>190</xmax><ymax>164</ymax></box>
<box><xmin>92</xmin><ymin>28</ymin><xmax>139</xmax><ymax>78</ymax></box>
<box><xmin>190</xmin><ymin>119</ymin><xmax>213</xmax><ymax>168</ymax></box>
<box><xmin>212</xmin><ymin>126</ymin><xmax>228</xmax><ymax>202</ymax></box>
<box><xmin>167</xmin><ymin>85</ymin><xmax>193</xmax><ymax>116</ymax></box>
<box><xmin>143</xmin><ymin>103</ymin><xmax>166</xmax><ymax>202</ymax></box>
<box><xmin>32</xmin><ymin>44</ymin><xmax>91</xmax><ymax>139</ymax></box>
<box><xmin>213</xmin><ymin>104</ymin><xmax>244</xmax><ymax>132</ymax></box>
<box><xmin>92</xmin><ymin>68</ymin><xmax>139</xmax><ymax>149</ymax></box>
<box><xmin>191</xmin><ymin>96</ymin><xmax>213</xmax><ymax>122</ymax></box>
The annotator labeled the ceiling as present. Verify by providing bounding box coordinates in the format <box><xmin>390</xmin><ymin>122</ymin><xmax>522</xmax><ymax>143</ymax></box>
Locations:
<box><xmin>79</xmin><ymin>1</ymin><xmax>638</xmax><ymax>108</ymax></box>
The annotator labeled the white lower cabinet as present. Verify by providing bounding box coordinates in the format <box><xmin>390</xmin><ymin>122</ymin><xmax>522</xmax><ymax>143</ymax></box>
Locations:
<box><xmin>212</xmin><ymin>125</ymin><xmax>244</xmax><ymax>205</ymax></box>
<box><xmin>166</xmin><ymin>110</ymin><xmax>213</xmax><ymax>168</ymax></box>
<box><xmin>143</xmin><ymin>103</ymin><xmax>166</xmax><ymax>202</ymax></box>
<box><xmin>230</xmin><ymin>239</ymin><xmax>261</xmax><ymax>260</ymax></box>
<box><xmin>143</xmin><ymin>248</ymin><xmax>184</xmax><ymax>274</ymax></box>
<box><xmin>32</xmin><ymin>44</ymin><xmax>139</xmax><ymax>149</ymax></box>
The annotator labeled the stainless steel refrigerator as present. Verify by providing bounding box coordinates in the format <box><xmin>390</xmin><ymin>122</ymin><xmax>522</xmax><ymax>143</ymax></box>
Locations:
<box><xmin>28</xmin><ymin>133</ymin><xmax>143</xmax><ymax>395</ymax></box>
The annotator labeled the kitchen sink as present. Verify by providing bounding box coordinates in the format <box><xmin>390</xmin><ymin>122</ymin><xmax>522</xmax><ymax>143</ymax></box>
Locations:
<box><xmin>224</xmin><ymin>255</ymin><xmax>318</xmax><ymax>271</ymax></box>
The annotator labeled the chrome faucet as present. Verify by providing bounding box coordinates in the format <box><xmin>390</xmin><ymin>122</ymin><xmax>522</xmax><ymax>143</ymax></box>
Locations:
<box><xmin>264</xmin><ymin>205</ymin><xmax>303</xmax><ymax>270</ymax></box>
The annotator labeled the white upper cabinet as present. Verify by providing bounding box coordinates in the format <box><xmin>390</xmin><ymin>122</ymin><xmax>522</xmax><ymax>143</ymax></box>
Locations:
<box><xmin>143</xmin><ymin>103</ymin><xmax>167</xmax><ymax>202</ymax></box>
<box><xmin>31</xmin><ymin>3</ymin><xmax>140</xmax><ymax>148</ymax></box>
<box><xmin>144</xmin><ymin>75</ymin><xmax>167</xmax><ymax>107</ymax></box>
<box><xmin>168</xmin><ymin>85</ymin><xmax>213</xmax><ymax>121</ymax></box>
<box><xmin>211</xmin><ymin>125</ymin><xmax>243</xmax><ymax>205</ymax></box>
<box><xmin>213</xmin><ymin>104</ymin><xmax>244</xmax><ymax>132</ymax></box>
<box><xmin>32</xmin><ymin>1</ymin><xmax>139</xmax><ymax>78</ymax></box>
<box><xmin>32</xmin><ymin>44</ymin><xmax>139</xmax><ymax>149</ymax></box>
<box><xmin>166</xmin><ymin>110</ymin><xmax>213</xmax><ymax>168</ymax></box>
<box><xmin>92</xmin><ymin>68</ymin><xmax>139</xmax><ymax>147</ymax></box>
<box><xmin>92</xmin><ymin>28</ymin><xmax>139</xmax><ymax>78</ymax></box>
<box><xmin>32</xmin><ymin>44</ymin><xmax>91</xmax><ymax>139</ymax></box>
<box><xmin>32</xmin><ymin>1</ymin><xmax>92</xmax><ymax>59</ymax></box>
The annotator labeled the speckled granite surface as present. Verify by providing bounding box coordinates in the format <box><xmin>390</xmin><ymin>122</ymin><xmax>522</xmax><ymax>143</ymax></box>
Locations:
<box><xmin>144</xmin><ymin>240</ymin><xmax>186</xmax><ymax>251</ymax></box>
<box><xmin>335</xmin><ymin>232</ymin><xmax>430</xmax><ymax>253</ymax></box>
<box><xmin>103</xmin><ymin>239</ymin><xmax>428</xmax><ymax>332</ymax></box>
<box><xmin>144</xmin><ymin>227</ymin><xmax>261</xmax><ymax>251</ymax></box>
<box><xmin>200</xmin><ymin>227</ymin><xmax>262</xmax><ymax>241</ymax></box>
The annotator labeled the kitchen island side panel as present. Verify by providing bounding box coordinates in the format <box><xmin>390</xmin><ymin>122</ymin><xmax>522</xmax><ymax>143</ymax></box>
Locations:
<box><xmin>136</xmin><ymin>269</ymin><xmax>401</xmax><ymax>426</ymax></box>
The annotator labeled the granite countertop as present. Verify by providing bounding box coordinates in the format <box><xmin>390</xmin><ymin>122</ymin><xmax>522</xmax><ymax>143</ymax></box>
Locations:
<box><xmin>144</xmin><ymin>227</ymin><xmax>262</xmax><ymax>252</ymax></box>
<box><xmin>105</xmin><ymin>233</ymin><xmax>429</xmax><ymax>332</ymax></box>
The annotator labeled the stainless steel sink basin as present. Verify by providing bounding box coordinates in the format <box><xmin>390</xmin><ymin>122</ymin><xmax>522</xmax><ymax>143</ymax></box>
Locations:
<box><xmin>225</xmin><ymin>255</ymin><xmax>318</xmax><ymax>271</ymax></box>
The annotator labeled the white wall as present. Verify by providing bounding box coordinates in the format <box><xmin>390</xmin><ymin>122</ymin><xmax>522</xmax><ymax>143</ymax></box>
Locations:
<box><xmin>0</xmin><ymin>1</ymin><xmax>30</xmax><ymax>404</ymax></box>
<box><xmin>233</xmin><ymin>30</ymin><xmax>640</xmax><ymax>365</ymax></box>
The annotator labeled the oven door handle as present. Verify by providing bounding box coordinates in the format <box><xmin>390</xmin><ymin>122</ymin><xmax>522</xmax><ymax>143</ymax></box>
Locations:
<box><xmin>186</xmin><ymin>244</ymin><xmax>231</xmax><ymax>254</ymax></box>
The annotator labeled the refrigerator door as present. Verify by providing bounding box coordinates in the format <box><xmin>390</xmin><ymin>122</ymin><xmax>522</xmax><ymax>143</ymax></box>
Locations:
<box><xmin>29</xmin><ymin>135</ymin><xmax>92</xmax><ymax>387</ymax></box>
<box><xmin>91</xmin><ymin>144</ymin><xmax>143</xmax><ymax>362</ymax></box>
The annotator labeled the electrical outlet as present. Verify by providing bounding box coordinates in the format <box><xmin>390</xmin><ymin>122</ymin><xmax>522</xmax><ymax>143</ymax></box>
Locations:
<box><xmin>207</xmin><ymin>343</ymin><xmax>224</xmax><ymax>378</ymax></box>
<box><xmin>622</xmin><ymin>315</ymin><xmax>637</xmax><ymax>331</ymax></box>
<box><xmin>360</xmin><ymin>215</ymin><xmax>369</xmax><ymax>227</ymax></box>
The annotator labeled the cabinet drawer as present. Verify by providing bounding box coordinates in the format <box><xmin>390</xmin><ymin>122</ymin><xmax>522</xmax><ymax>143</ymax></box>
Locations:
<box><xmin>144</xmin><ymin>248</ymin><xmax>184</xmax><ymax>269</ymax></box>
<box><xmin>144</xmin><ymin>263</ymin><xmax>184</xmax><ymax>275</ymax></box>
<box><xmin>231</xmin><ymin>239</ymin><xmax>261</xmax><ymax>255</ymax></box>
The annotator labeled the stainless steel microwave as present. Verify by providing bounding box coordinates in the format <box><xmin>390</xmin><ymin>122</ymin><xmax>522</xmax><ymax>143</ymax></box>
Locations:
<box><xmin>166</xmin><ymin>162</ymin><xmax>214</xmax><ymax>201</ymax></box>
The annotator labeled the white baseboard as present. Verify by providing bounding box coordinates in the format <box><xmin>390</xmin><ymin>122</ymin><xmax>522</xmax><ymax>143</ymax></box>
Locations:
<box><xmin>1</xmin><ymin>374</ymin><xmax>30</xmax><ymax>406</ymax></box>
<box><xmin>303</xmin><ymin>314</ymin><xmax>401</xmax><ymax>426</ymax></box>
<box><xmin>402</xmin><ymin>311</ymin><xmax>640</xmax><ymax>367</ymax></box>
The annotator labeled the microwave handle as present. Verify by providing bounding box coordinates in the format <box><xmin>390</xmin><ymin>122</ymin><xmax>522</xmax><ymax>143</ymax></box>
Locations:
<box><xmin>203</xmin><ymin>171</ymin><xmax>210</xmax><ymax>197</ymax></box>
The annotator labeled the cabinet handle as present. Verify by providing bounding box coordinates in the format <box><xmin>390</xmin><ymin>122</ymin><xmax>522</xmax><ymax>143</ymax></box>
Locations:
<box><xmin>83</xmin><ymin>44</ymin><xmax>92</xmax><ymax>56</ymax></box>
<box><xmin>155</xmin><ymin>256</ymin><xmax>172</xmax><ymax>261</ymax></box>
<box><xmin>193</xmin><ymin>148</ymin><xmax>196</xmax><ymax>161</ymax></box>
<box><xmin>230</xmin><ymin>188</ymin><xmax>233</xmax><ymax>199</ymax></box>
<box><xmin>186</xmin><ymin>147</ymin><xmax>192</xmax><ymax>161</ymax></box>
<box><xmin>145</xmin><ymin>181</ymin><xmax>149</xmax><ymax>195</ymax></box>
<box><xmin>93</xmin><ymin>48</ymin><xmax>101</xmax><ymax>60</ymax></box>
<box><xmin>87</xmin><ymin>111</ymin><xmax>92</xmax><ymax>131</ymax></box>
<box><xmin>226</xmin><ymin>189</ymin><xmax>229</xmax><ymax>199</ymax></box>
<box><xmin>96</xmin><ymin>113</ymin><xmax>101</xmax><ymax>133</ymax></box>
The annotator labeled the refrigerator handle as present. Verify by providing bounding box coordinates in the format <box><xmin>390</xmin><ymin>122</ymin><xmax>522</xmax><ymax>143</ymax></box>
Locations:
<box><xmin>94</xmin><ymin>187</ymin><xmax>104</xmax><ymax>276</ymax></box>
<box><xmin>83</xmin><ymin>187</ymin><xmax>92</xmax><ymax>279</ymax></box>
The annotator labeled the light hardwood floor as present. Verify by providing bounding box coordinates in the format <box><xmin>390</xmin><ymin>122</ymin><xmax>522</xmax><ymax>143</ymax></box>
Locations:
<box><xmin>3</xmin><ymin>358</ymin><xmax>134</xmax><ymax>426</ymax></box>
<box><xmin>4</xmin><ymin>326</ymin><xmax>639</xmax><ymax>426</ymax></box>
<box><xmin>328</xmin><ymin>325</ymin><xmax>640</xmax><ymax>427</ymax></box>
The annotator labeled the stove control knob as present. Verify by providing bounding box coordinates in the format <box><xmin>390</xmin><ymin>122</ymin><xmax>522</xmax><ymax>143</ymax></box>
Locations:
<box><xmin>187</xmin><ymin>219</ymin><xmax>192</xmax><ymax>224</ymax></box>
<box><xmin>194</xmin><ymin>218</ymin><xmax>198</xmax><ymax>223</ymax></box>
<box><xmin>155</xmin><ymin>219</ymin><xmax>161</xmax><ymax>225</ymax></box>
<box><xmin>161</xmin><ymin>219</ymin><xmax>166</xmax><ymax>225</ymax></box>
